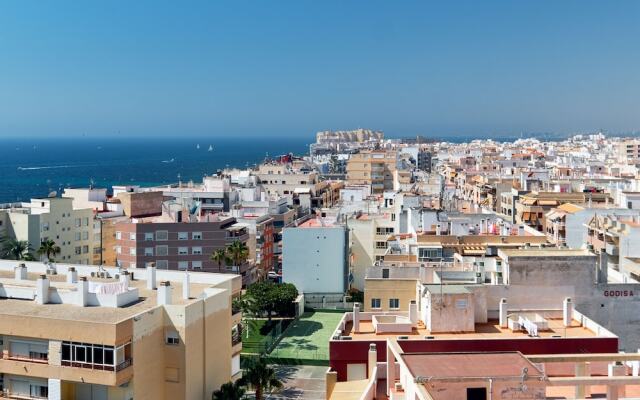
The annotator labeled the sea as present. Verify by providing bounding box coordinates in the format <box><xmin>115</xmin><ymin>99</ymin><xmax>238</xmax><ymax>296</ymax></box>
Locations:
<box><xmin>0</xmin><ymin>136</ymin><xmax>310</xmax><ymax>203</ymax></box>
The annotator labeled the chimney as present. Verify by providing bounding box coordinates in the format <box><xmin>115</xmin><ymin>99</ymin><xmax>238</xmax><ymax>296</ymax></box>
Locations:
<box><xmin>353</xmin><ymin>303</ymin><xmax>360</xmax><ymax>333</ymax></box>
<box><xmin>368</xmin><ymin>344</ymin><xmax>377</xmax><ymax>378</ymax></box>
<box><xmin>119</xmin><ymin>270</ymin><xmax>130</xmax><ymax>288</ymax></box>
<box><xmin>36</xmin><ymin>274</ymin><xmax>50</xmax><ymax>305</ymax></box>
<box><xmin>77</xmin><ymin>276</ymin><xmax>89</xmax><ymax>307</ymax></box>
<box><xmin>563</xmin><ymin>297</ymin><xmax>573</xmax><ymax>327</ymax></box>
<box><xmin>435</xmin><ymin>224</ymin><xmax>441</xmax><ymax>236</ymax></box>
<box><xmin>157</xmin><ymin>281</ymin><xmax>172</xmax><ymax>306</ymax></box>
<box><xmin>15</xmin><ymin>263</ymin><xmax>27</xmax><ymax>280</ymax></box>
<box><xmin>146</xmin><ymin>264</ymin><xmax>157</xmax><ymax>290</ymax></box>
<box><xmin>183</xmin><ymin>272</ymin><xmax>191</xmax><ymax>300</ymax></box>
<box><xmin>499</xmin><ymin>298</ymin><xmax>508</xmax><ymax>328</ymax></box>
<box><xmin>67</xmin><ymin>267</ymin><xmax>78</xmax><ymax>284</ymax></box>
<box><xmin>409</xmin><ymin>300</ymin><xmax>418</xmax><ymax>324</ymax></box>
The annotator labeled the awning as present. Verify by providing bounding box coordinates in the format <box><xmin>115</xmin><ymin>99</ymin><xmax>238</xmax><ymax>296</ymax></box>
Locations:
<box><xmin>522</xmin><ymin>212</ymin><xmax>531</xmax><ymax>221</ymax></box>
<box><xmin>539</xmin><ymin>200</ymin><xmax>558</xmax><ymax>206</ymax></box>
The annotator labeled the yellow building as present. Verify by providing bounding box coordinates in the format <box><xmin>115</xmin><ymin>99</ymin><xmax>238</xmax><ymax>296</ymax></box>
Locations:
<box><xmin>346</xmin><ymin>150</ymin><xmax>398</xmax><ymax>194</ymax></box>
<box><xmin>0</xmin><ymin>260</ymin><xmax>242</xmax><ymax>400</ymax></box>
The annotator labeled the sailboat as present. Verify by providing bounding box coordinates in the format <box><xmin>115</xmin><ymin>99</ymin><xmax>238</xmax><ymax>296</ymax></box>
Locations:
<box><xmin>208</xmin><ymin>145</ymin><xmax>213</xmax><ymax>152</ymax></box>
<box><xmin>196</xmin><ymin>144</ymin><xmax>200</xmax><ymax>150</ymax></box>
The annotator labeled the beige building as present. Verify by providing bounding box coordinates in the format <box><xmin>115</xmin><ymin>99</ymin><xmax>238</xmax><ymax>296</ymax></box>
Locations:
<box><xmin>0</xmin><ymin>259</ymin><xmax>242</xmax><ymax>400</ymax></box>
<box><xmin>0</xmin><ymin>198</ymin><xmax>97</xmax><ymax>265</ymax></box>
<box><xmin>346</xmin><ymin>150</ymin><xmax>398</xmax><ymax>194</ymax></box>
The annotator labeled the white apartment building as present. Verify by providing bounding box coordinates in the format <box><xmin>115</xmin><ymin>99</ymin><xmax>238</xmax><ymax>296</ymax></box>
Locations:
<box><xmin>0</xmin><ymin>198</ymin><xmax>97</xmax><ymax>264</ymax></box>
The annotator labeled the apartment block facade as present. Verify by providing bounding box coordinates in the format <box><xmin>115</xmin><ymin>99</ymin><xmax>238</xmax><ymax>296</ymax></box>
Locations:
<box><xmin>0</xmin><ymin>198</ymin><xmax>97</xmax><ymax>265</ymax></box>
<box><xmin>346</xmin><ymin>150</ymin><xmax>398</xmax><ymax>194</ymax></box>
<box><xmin>113</xmin><ymin>217</ymin><xmax>255</xmax><ymax>285</ymax></box>
<box><xmin>0</xmin><ymin>260</ymin><xmax>242</xmax><ymax>400</ymax></box>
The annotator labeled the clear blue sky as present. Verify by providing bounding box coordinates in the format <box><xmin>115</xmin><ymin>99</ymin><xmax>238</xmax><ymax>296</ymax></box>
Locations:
<box><xmin>0</xmin><ymin>1</ymin><xmax>639</xmax><ymax>138</ymax></box>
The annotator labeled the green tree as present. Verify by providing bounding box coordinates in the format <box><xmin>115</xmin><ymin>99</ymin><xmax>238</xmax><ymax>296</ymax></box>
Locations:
<box><xmin>37</xmin><ymin>239</ymin><xmax>61</xmax><ymax>262</ymax></box>
<box><xmin>245</xmin><ymin>282</ymin><xmax>298</xmax><ymax>320</ymax></box>
<box><xmin>211</xmin><ymin>248</ymin><xmax>228</xmax><ymax>270</ymax></box>
<box><xmin>242</xmin><ymin>357</ymin><xmax>282</xmax><ymax>400</ymax></box>
<box><xmin>212</xmin><ymin>381</ymin><xmax>246</xmax><ymax>400</ymax></box>
<box><xmin>226</xmin><ymin>240</ymin><xmax>249</xmax><ymax>267</ymax></box>
<box><xmin>1</xmin><ymin>239</ymin><xmax>33</xmax><ymax>260</ymax></box>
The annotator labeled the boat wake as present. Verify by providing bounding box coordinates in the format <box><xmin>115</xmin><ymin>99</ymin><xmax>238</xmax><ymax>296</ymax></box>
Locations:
<box><xmin>17</xmin><ymin>165</ymin><xmax>87</xmax><ymax>171</ymax></box>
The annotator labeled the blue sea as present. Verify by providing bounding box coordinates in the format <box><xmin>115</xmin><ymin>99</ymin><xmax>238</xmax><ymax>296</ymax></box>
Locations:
<box><xmin>0</xmin><ymin>136</ymin><xmax>310</xmax><ymax>203</ymax></box>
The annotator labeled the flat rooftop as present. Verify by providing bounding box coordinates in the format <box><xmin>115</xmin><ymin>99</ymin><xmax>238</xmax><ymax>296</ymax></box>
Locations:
<box><xmin>402</xmin><ymin>352</ymin><xmax>543</xmax><ymax>379</ymax></box>
<box><xmin>0</xmin><ymin>263</ymin><xmax>237</xmax><ymax>324</ymax></box>
<box><xmin>499</xmin><ymin>248</ymin><xmax>594</xmax><ymax>257</ymax></box>
<box><xmin>343</xmin><ymin>318</ymin><xmax>597</xmax><ymax>340</ymax></box>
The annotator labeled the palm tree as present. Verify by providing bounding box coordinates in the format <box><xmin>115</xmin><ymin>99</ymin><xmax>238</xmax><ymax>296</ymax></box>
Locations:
<box><xmin>37</xmin><ymin>239</ymin><xmax>61</xmax><ymax>262</ymax></box>
<box><xmin>227</xmin><ymin>240</ymin><xmax>249</xmax><ymax>268</ymax></box>
<box><xmin>211</xmin><ymin>248</ymin><xmax>228</xmax><ymax>271</ymax></box>
<box><xmin>242</xmin><ymin>357</ymin><xmax>282</xmax><ymax>400</ymax></box>
<box><xmin>212</xmin><ymin>381</ymin><xmax>246</xmax><ymax>400</ymax></box>
<box><xmin>1</xmin><ymin>239</ymin><xmax>33</xmax><ymax>260</ymax></box>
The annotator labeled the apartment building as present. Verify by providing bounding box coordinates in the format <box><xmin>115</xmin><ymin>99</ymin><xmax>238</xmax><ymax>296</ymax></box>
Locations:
<box><xmin>586</xmin><ymin>214</ymin><xmax>640</xmax><ymax>283</ymax></box>
<box><xmin>254</xmin><ymin>163</ymin><xmax>322</xmax><ymax>202</ymax></box>
<box><xmin>282</xmin><ymin>218</ymin><xmax>349</xmax><ymax>294</ymax></box>
<box><xmin>0</xmin><ymin>198</ymin><xmax>97</xmax><ymax>265</ymax></box>
<box><xmin>0</xmin><ymin>260</ymin><xmax>242</xmax><ymax>400</ymax></box>
<box><xmin>346</xmin><ymin>150</ymin><xmax>398</xmax><ymax>194</ymax></box>
<box><xmin>114</xmin><ymin>216</ymin><xmax>256</xmax><ymax>286</ymax></box>
<box><xmin>348</xmin><ymin>212</ymin><xmax>396</xmax><ymax>291</ymax></box>
<box><xmin>618</xmin><ymin>139</ymin><xmax>640</xmax><ymax>164</ymax></box>
<box><xmin>515</xmin><ymin>191</ymin><xmax>609</xmax><ymax>231</ymax></box>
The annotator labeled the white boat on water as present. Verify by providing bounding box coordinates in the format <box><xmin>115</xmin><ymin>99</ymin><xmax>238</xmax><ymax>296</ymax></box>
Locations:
<box><xmin>196</xmin><ymin>144</ymin><xmax>200</xmax><ymax>150</ymax></box>
<box><xmin>208</xmin><ymin>145</ymin><xmax>213</xmax><ymax>151</ymax></box>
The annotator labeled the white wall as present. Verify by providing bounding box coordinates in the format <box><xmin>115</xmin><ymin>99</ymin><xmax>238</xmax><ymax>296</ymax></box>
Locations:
<box><xmin>282</xmin><ymin>226</ymin><xmax>346</xmax><ymax>293</ymax></box>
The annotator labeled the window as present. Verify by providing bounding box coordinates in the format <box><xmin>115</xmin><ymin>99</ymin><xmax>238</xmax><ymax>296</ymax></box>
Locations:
<box><xmin>83</xmin><ymin>217</ymin><xmax>89</xmax><ymax>226</ymax></box>
<box><xmin>628</xmin><ymin>201</ymin><xmax>633</xmax><ymax>209</ymax></box>
<box><xmin>192</xmin><ymin>246</ymin><xmax>203</xmax><ymax>255</ymax></box>
<box><xmin>382</xmin><ymin>269</ymin><xmax>390</xmax><ymax>279</ymax></box>
<box><xmin>75</xmin><ymin>246</ymin><xmax>82</xmax><ymax>255</ymax></box>
<box><xmin>75</xmin><ymin>232</ymin><xmax>81</xmax><ymax>241</ymax></box>
<box><xmin>144</xmin><ymin>232</ymin><xmax>154</xmax><ymax>241</ymax></box>
<box><xmin>75</xmin><ymin>218</ymin><xmax>82</xmax><ymax>227</ymax></box>
<box><xmin>115</xmin><ymin>246</ymin><xmax>122</xmax><ymax>255</ymax></box>
<box><xmin>156</xmin><ymin>230</ymin><xmax>169</xmax><ymax>241</ymax></box>
<box><xmin>115</xmin><ymin>231</ymin><xmax>122</xmax><ymax>240</ymax></box>
<box><xmin>156</xmin><ymin>245</ymin><xmax>168</xmax><ymax>256</ymax></box>
<box><xmin>156</xmin><ymin>260</ymin><xmax>168</xmax><ymax>269</ymax></box>
<box><xmin>375</xmin><ymin>227</ymin><xmax>394</xmax><ymax>235</ymax></box>
<box><xmin>389</xmin><ymin>298</ymin><xmax>400</xmax><ymax>309</ymax></box>
<box><xmin>370</xmin><ymin>298</ymin><xmax>381</xmax><ymax>309</ymax></box>
<box><xmin>418</xmin><ymin>247</ymin><xmax>442</xmax><ymax>261</ymax></box>
<box><xmin>61</xmin><ymin>341</ymin><xmax>129</xmax><ymax>371</ymax></box>
<box><xmin>375</xmin><ymin>255</ymin><xmax>384</xmax><ymax>262</ymax></box>
<box><xmin>178</xmin><ymin>261</ymin><xmax>189</xmax><ymax>270</ymax></box>
<box><xmin>375</xmin><ymin>241</ymin><xmax>387</xmax><ymax>249</ymax></box>
<box><xmin>82</xmin><ymin>245</ymin><xmax>89</xmax><ymax>254</ymax></box>
<box><xmin>192</xmin><ymin>232</ymin><xmax>202</xmax><ymax>240</ymax></box>
<box><xmin>82</xmin><ymin>231</ymin><xmax>89</xmax><ymax>240</ymax></box>
<box><xmin>10</xmin><ymin>340</ymin><xmax>48</xmax><ymax>361</ymax></box>
<box><xmin>178</xmin><ymin>247</ymin><xmax>189</xmax><ymax>255</ymax></box>
<box><xmin>129</xmin><ymin>232</ymin><xmax>136</xmax><ymax>241</ymax></box>
<box><xmin>166</xmin><ymin>331</ymin><xmax>180</xmax><ymax>345</ymax></box>
<box><xmin>129</xmin><ymin>248</ymin><xmax>136</xmax><ymax>256</ymax></box>
<box><xmin>144</xmin><ymin>247</ymin><xmax>154</xmax><ymax>256</ymax></box>
<box><xmin>178</xmin><ymin>232</ymin><xmax>188</xmax><ymax>240</ymax></box>
<box><xmin>192</xmin><ymin>260</ymin><xmax>203</xmax><ymax>269</ymax></box>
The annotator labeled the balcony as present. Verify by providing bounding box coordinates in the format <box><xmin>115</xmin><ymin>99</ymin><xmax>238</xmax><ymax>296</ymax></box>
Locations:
<box><xmin>1</xmin><ymin>393</ymin><xmax>48</xmax><ymax>400</ymax></box>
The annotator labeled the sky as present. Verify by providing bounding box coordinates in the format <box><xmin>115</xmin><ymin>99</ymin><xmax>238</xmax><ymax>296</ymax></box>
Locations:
<box><xmin>0</xmin><ymin>1</ymin><xmax>639</xmax><ymax>138</ymax></box>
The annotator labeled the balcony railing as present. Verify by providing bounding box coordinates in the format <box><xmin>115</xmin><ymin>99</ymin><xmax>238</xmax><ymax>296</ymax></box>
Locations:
<box><xmin>1</xmin><ymin>392</ymin><xmax>48</xmax><ymax>400</ymax></box>
<box><xmin>5</xmin><ymin>353</ymin><xmax>48</xmax><ymax>364</ymax></box>
<box><xmin>60</xmin><ymin>358</ymin><xmax>132</xmax><ymax>372</ymax></box>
